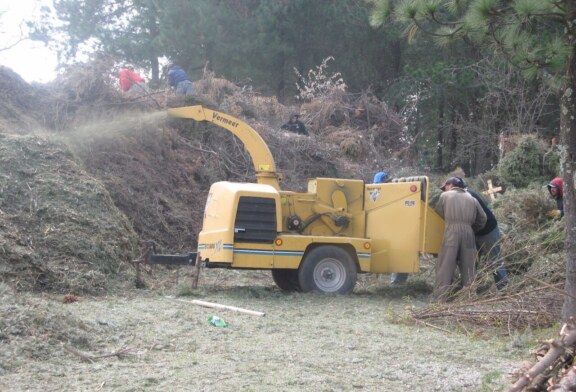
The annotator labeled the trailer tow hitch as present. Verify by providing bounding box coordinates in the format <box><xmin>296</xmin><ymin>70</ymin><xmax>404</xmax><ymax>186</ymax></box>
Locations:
<box><xmin>142</xmin><ymin>241</ymin><xmax>197</xmax><ymax>266</ymax></box>
<box><xmin>132</xmin><ymin>241</ymin><xmax>202</xmax><ymax>288</ymax></box>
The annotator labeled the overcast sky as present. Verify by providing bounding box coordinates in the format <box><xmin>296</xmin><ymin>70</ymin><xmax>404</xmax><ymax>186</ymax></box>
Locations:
<box><xmin>0</xmin><ymin>0</ymin><xmax>57</xmax><ymax>83</ymax></box>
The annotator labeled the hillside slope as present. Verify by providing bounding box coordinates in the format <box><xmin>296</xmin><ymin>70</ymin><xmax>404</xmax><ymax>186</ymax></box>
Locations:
<box><xmin>0</xmin><ymin>62</ymin><xmax>403</xmax><ymax>293</ymax></box>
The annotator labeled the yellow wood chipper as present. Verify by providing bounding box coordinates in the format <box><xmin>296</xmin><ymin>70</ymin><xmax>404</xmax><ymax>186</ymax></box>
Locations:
<box><xmin>144</xmin><ymin>105</ymin><xmax>444</xmax><ymax>294</ymax></box>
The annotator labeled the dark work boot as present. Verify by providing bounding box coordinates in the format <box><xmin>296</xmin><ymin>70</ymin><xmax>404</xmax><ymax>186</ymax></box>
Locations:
<box><xmin>493</xmin><ymin>269</ymin><xmax>509</xmax><ymax>290</ymax></box>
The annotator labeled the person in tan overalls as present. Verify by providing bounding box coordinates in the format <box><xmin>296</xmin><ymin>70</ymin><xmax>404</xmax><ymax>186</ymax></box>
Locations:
<box><xmin>433</xmin><ymin>177</ymin><xmax>487</xmax><ymax>301</ymax></box>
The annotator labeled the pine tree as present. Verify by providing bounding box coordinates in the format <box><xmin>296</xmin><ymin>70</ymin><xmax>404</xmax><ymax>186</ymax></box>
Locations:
<box><xmin>53</xmin><ymin>0</ymin><xmax>162</xmax><ymax>83</ymax></box>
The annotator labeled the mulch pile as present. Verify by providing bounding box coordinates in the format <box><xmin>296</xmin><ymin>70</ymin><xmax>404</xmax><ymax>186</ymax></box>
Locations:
<box><xmin>0</xmin><ymin>66</ymin><xmax>47</xmax><ymax>133</ymax></box>
<box><xmin>0</xmin><ymin>131</ymin><xmax>139</xmax><ymax>293</ymax></box>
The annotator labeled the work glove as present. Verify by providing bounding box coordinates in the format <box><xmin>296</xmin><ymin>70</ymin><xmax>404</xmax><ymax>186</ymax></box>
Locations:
<box><xmin>546</xmin><ymin>209</ymin><xmax>562</xmax><ymax>219</ymax></box>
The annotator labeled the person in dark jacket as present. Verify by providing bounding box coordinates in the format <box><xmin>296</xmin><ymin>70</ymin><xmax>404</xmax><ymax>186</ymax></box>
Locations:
<box><xmin>281</xmin><ymin>113</ymin><xmax>308</xmax><ymax>135</ymax></box>
<box><xmin>167</xmin><ymin>64</ymin><xmax>194</xmax><ymax>96</ymax></box>
<box><xmin>547</xmin><ymin>177</ymin><xmax>564</xmax><ymax>218</ymax></box>
<box><xmin>452</xmin><ymin>177</ymin><xmax>509</xmax><ymax>290</ymax></box>
<box><xmin>433</xmin><ymin>177</ymin><xmax>487</xmax><ymax>301</ymax></box>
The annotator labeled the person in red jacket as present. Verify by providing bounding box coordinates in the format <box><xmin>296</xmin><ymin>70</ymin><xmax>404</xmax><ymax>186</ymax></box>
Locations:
<box><xmin>547</xmin><ymin>177</ymin><xmax>564</xmax><ymax>217</ymax></box>
<box><xmin>119</xmin><ymin>68</ymin><xmax>146</xmax><ymax>95</ymax></box>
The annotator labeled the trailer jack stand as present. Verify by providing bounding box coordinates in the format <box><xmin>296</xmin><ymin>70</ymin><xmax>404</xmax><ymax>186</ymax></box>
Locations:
<box><xmin>191</xmin><ymin>253</ymin><xmax>202</xmax><ymax>289</ymax></box>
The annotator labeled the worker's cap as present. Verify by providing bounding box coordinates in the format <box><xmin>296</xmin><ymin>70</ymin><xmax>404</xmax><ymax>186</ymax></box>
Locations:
<box><xmin>548</xmin><ymin>182</ymin><xmax>558</xmax><ymax>188</ymax></box>
<box><xmin>290</xmin><ymin>112</ymin><xmax>300</xmax><ymax>118</ymax></box>
<box><xmin>373</xmin><ymin>172</ymin><xmax>390</xmax><ymax>184</ymax></box>
<box><xmin>441</xmin><ymin>176</ymin><xmax>466</xmax><ymax>191</ymax></box>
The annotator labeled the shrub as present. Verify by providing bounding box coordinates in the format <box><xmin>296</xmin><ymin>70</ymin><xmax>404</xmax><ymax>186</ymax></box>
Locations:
<box><xmin>498</xmin><ymin>135</ymin><xmax>541</xmax><ymax>188</ymax></box>
<box><xmin>542</xmin><ymin>148</ymin><xmax>561</xmax><ymax>179</ymax></box>
<box><xmin>494</xmin><ymin>187</ymin><xmax>554</xmax><ymax>231</ymax></box>
<box><xmin>294</xmin><ymin>57</ymin><xmax>347</xmax><ymax>101</ymax></box>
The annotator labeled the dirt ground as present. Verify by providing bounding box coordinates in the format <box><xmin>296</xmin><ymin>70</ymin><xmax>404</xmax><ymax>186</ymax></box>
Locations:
<box><xmin>0</xmin><ymin>269</ymin><xmax>527</xmax><ymax>392</ymax></box>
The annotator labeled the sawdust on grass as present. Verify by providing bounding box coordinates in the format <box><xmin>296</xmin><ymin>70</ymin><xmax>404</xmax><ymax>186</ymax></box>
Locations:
<box><xmin>0</xmin><ymin>274</ymin><xmax>527</xmax><ymax>392</ymax></box>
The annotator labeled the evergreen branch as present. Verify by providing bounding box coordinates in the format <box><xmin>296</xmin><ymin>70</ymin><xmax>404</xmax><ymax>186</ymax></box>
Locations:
<box><xmin>410</xmin><ymin>18</ymin><xmax>463</xmax><ymax>38</ymax></box>
<box><xmin>550</xmin><ymin>0</ymin><xmax>566</xmax><ymax>13</ymax></box>
<box><xmin>426</xmin><ymin>11</ymin><xmax>461</xmax><ymax>27</ymax></box>
<box><xmin>487</xmin><ymin>27</ymin><xmax>537</xmax><ymax>72</ymax></box>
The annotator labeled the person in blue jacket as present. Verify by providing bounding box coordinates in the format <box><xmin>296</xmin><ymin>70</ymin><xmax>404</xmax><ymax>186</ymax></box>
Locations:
<box><xmin>373</xmin><ymin>171</ymin><xmax>390</xmax><ymax>184</ymax></box>
<box><xmin>167</xmin><ymin>64</ymin><xmax>194</xmax><ymax>96</ymax></box>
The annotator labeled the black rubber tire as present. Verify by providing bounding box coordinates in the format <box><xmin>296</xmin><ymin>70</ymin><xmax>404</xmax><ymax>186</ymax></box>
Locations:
<box><xmin>298</xmin><ymin>245</ymin><xmax>357</xmax><ymax>294</ymax></box>
<box><xmin>271</xmin><ymin>269</ymin><xmax>301</xmax><ymax>291</ymax></box>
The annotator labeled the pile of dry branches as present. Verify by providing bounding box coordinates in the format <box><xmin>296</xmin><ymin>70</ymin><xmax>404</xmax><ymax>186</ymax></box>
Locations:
<box><xmin>294</xmin><ymin>90</ymin><xmax>412</xmax><ymax>172</ymax></box>
<box><xmin>410</xmin><ymin>283</ymin><xmax>562</xmax><ymax>336</ymax></box>
<box><xmin>508</xmin><ymin>318</ymin><xmax>576</xmax><ymax>391</ymax></box>
<box><xmin>407</xmin><ymin>225</ymin><xmax>565</xmax><ymax>335</ymax></box>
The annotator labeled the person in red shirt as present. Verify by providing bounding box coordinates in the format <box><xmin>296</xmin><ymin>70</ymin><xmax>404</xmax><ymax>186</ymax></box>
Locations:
<box><xmin>119</xmin><ymin>68</ymin><xmax>146</xmax><ymax>95</ymax></box>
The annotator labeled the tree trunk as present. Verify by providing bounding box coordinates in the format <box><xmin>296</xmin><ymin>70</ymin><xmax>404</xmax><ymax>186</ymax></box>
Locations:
<box><xmin>150</xmin><ymin>56</ymin><xmax>159</xmax><ymax>85</ymax></box>
<box><xmin>449</xmin><ymin>121</ymin><xmax>458</xmax><ymax>170</ymax></box>
<box><xmin>146</xmin><ymin>0</ymin><xmax>160</xmax><ymax>85</ymax></box>
<box><xmin>436</xmin><ymin>95</ymin><xmax>445</xmax><ymax>170</ymax></box>
<box><xmin>561</xmin><ymin>13</ymin><xmax>576</xmax><ymax>321</ymax></box>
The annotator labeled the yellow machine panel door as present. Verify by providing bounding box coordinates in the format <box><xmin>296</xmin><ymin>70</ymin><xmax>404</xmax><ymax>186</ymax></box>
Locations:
<box><xmin>365</xmin><ymin>181</ymin><xmax>424</xmax><ymax>273</ymax></box>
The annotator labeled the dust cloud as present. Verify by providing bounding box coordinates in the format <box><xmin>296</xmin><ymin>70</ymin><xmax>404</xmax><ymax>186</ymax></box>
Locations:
<box><xmin>62</xmin><ymin>110</ymin><xmax>168</xmax><ymax>144</ymax></box>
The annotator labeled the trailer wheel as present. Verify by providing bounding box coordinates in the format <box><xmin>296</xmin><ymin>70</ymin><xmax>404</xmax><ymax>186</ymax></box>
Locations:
<box><xmin>271</xmin><ymin>269</ymin><xmax>301</xmax><ymax>291</ymax></box>
<box><xmin>298</xmin><ymin>246</ymin><xmax>357</xmax><ymax>294</ymax></box>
